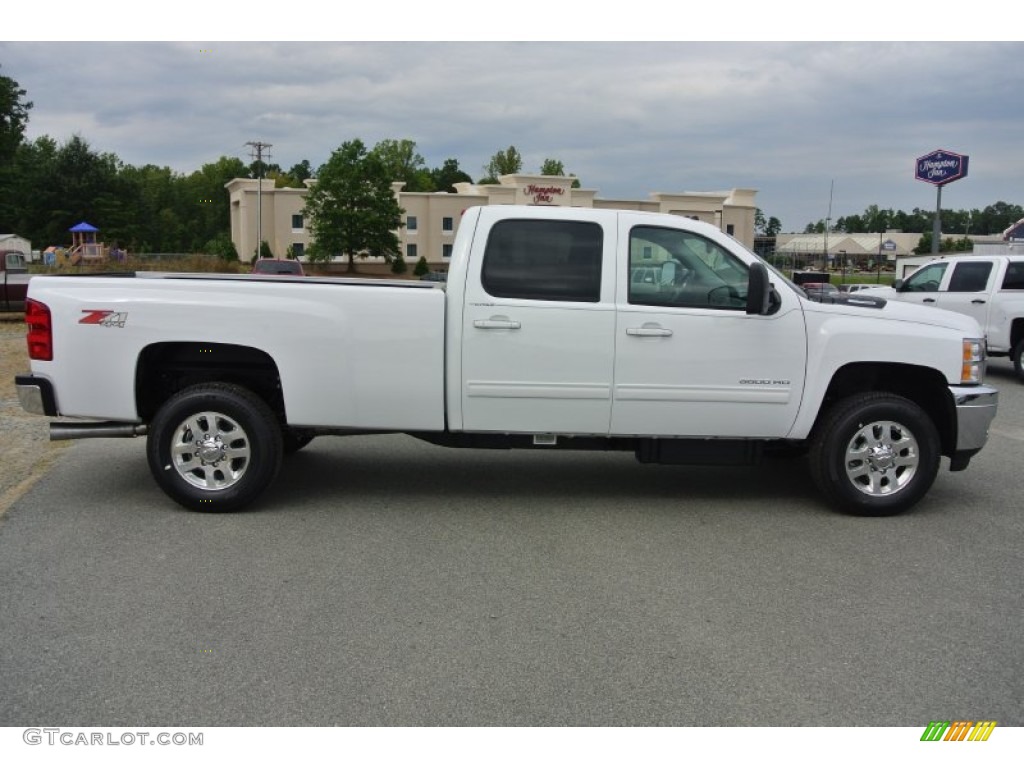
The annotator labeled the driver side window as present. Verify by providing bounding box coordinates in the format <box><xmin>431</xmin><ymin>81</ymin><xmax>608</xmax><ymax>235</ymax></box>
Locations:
<box><xmin>901</xmin><ymin>262</ymin><xmax>947</xmax><ymax>293</ymax></box>
<box><xmin>628</xmin><ymin>226</ymin><xmax>748</xmax><ymax>309</ymax></box>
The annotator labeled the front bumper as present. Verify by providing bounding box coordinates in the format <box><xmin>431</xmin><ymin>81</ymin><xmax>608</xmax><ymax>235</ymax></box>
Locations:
<box><xmin>946</xmin><ymin>384</ymin><xmax>998</xmax><ymax>471</ymax></box>
<box><xmin>949</xmin><ymin>384</ymin><xmax>998</xmax><ymax>452</ymax></box>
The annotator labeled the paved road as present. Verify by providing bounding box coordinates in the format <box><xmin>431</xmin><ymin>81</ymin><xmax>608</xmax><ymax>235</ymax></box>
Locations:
<box><xmin>1</xmin><ymin>361</ymin><xmax>1022</xmax><ymax>726</ymax></box>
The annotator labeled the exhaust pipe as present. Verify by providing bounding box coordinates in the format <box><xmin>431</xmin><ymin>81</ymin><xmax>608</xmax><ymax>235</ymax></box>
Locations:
<box><xmin>50</xmin><ymin>421</ymin><xmax>148</xmax><ymax>441</ymax></box>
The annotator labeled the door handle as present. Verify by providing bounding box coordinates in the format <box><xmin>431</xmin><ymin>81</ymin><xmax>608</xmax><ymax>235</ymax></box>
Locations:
<box><xmin>971</xmin><ymin>299</ymin><xmax>986</xmax><ymax>304</ymax></box>
<box><xmin>626</xmin><ymin>326</ymin><xmax>673</xmax><ymax>337</ymax></box>
<box><xmin>474</xmin><ymin>317</ymin><xmax>521</xmax><ymax>330</ymax></box>
<box><xmin>922</xmin><ymin>298</ymin><xmax>936</xmax><ymax>303</ymax></box>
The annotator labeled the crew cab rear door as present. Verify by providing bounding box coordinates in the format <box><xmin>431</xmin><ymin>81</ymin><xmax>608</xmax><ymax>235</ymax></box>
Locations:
<box><xmin>459</xmin><ymin>208</ymin><xmax>617</xmax><ymax>434</ymax></box>
<box><xmin>933</xmin><ymin>259</ymin><xmax>996</xmax><ymax>331</ymax></box>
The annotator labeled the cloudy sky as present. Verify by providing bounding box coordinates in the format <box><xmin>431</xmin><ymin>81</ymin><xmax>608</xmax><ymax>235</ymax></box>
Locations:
<box><xmin>3</xmin><ymin>32</ymin><xmax>1021</xmax><ymax>232</ymax></box>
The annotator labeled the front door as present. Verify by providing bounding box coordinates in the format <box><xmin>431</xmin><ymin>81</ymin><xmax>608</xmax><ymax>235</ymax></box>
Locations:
<box><xmin>611</xmin><ymin>217</ymin><xmax>807</xmax><ymax>438</ymax></box>
<box><xmin>895</xmin><ymin>261</ymin><xmax>948</xmax><ymax>308</ymax></box>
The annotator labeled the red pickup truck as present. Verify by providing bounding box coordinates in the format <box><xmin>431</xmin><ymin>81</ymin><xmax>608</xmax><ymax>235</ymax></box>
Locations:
<box><xmin>0</xmin><ymin>250</ymin><xmax>29</xmax><ymax>312</ymax></box>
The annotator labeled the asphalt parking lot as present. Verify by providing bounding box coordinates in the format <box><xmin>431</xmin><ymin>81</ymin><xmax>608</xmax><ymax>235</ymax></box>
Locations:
<box><xmin>0</xmin><ymin>360</ymin><xmax>1021</xmax><ymax>726</ymax></box>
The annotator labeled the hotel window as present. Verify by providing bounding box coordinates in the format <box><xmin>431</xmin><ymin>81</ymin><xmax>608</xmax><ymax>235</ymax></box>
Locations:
<box><xmin>442</xmin><ymin>244</ymin><xmax>453</xmax><ymax>259</ymax></box>
<box><xmin>291</xmin><ymin>243</ymin><xmax>304</xmax><ymax>258</ymax></box>
<box><xmin>291</xmin><ymin>214</ymin><xmax>304</xmax><ymax>232</ymax></box>
<box><xmin>407</xmin><ymin>215</ymin><xmax>418</xmax><ymax>232</ymax></box>
<box><xmin>442</xmin><ymin>216</ymin><xmax>454</xmax><ymax>233</ymax></box>
<box><xmin>726</xmin><ymin>224</ymin><xmax>735</xmax><ymax>236</ymax></box>
<box><xmin>407</xmin><ymin>243</ymin><xmax>418</xmax><ymax>258</ymax></box>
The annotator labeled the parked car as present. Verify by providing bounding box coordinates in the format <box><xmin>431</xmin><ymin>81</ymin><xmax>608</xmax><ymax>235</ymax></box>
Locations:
<box><xmin>838</xmin><ymin>283</ymin><xmax>880</xmax><ymax>294</ymax></box>
<box><xmin>252</xmin><ymin>259</ymin><xmax>304</xmax><ymax>276</ymax></box>
<box><xmin>0</xmin><ymin>250</ymin><xmax>30</xmax><ymax>312</ymax></box>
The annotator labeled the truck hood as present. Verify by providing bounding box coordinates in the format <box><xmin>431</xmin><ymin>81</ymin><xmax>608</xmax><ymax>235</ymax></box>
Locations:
<box><xmin>799</xmin><ymin>294</ymin><xmax>982</xmax><ymax>336</ymax></box>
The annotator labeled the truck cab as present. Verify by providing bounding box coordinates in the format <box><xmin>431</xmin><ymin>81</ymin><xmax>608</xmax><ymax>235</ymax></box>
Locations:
<box><xmin>885</xmin><ymin>254</ymin><xmax>1024</xmax><ymax>378</ymax></box>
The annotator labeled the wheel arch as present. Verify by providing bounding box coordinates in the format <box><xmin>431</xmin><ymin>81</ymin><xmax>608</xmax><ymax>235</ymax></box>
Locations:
<box><xmin>135</xmin><ymin>342</ymin><xmax>285</xmax><ymax>423</ymax></box>
<box><xmin>1010</xmin><ymin>317</ymin><xmax>1024</xmax><ymax>352</ymax></box>
<box><xmin>812</xmin><ymin>362</ymin><xmax>956</xmax><ymax>457</ymax></box>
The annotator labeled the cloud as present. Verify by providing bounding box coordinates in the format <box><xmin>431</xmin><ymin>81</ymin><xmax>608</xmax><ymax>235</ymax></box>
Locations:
<box><xmin>3</xmin><ymin>41</ymin><xmax>1021</xmax><ymax>230</ymax></box>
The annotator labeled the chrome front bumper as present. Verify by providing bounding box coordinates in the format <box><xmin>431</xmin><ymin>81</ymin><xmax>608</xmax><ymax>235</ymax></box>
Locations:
<box><xmin>949</xmin><ymin>384</ymin><xmax>998</xmax><ymax>452</ymax></box>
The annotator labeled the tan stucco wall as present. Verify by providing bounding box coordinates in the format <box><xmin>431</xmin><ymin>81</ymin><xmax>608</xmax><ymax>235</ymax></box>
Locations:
<box><xmin>226</xmin><ymin>174</ymin><xmax>758</xmax><ymax>264</ymax></box>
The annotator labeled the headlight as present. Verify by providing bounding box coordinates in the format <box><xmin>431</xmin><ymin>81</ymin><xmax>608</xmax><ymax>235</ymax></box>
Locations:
<box><xmin>961</xmin><ymin>338</ymin><xmax>986</xmax><ymax>384</ymax></box>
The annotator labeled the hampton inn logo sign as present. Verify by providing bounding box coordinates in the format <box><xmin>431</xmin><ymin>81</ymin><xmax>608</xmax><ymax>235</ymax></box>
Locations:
<box><xmin>523</xmin><ymin>184</ymin><xmax>566</xmax><ymax>204</ymax></box>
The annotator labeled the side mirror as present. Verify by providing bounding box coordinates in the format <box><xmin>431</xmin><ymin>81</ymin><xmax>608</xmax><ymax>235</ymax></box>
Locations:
<box><xmin>893</xmin><ymin>278</ymin><xmax>904</xmax><ymax>292</ymax></box>
<box><xmin>746</xmin><ymin>261</ymin><xmax>771</xmax><ymax>315</ymax></box>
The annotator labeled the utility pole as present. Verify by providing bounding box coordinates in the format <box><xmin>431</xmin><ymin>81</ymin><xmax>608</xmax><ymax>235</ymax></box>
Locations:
<box><xmin>245</xmin><ymin>140</ymin><xmax>273</xmax><ymax>260</ymax></box>
<box><xmin>824</xmin><ymin>179</ymin><xmax>834</xmax><ymax>272</ymax></box>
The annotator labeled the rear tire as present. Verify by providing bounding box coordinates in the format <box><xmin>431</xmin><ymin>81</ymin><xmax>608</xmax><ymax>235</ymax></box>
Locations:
<box><xmin>809</xmin><ymin>393</ymin><xmax>940</xmax><ymax>516</ymax></box>
<box><xmin>1012</xmin><ymin>339</ymin><xmax>1024</xmax><ymax>383</ymax></box>
<box><xmin>146</xmin><ymin>382</ymin><xmax>283</xmax><ymax>512</ymax></box>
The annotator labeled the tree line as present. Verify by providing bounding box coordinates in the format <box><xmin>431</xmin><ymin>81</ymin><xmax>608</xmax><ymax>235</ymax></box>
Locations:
<box><xmin>803</xmin><ymin>202</ymin><xmax>1023</xmax><ymax>238</ymax></box>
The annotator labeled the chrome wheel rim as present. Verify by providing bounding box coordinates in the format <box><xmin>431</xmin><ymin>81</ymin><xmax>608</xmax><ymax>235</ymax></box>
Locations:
<box><xmin>170</xmin><ymin>411</ymin><xmax>251</xmax><ymax>490</ymax></box>
<box><xmin>845</xmin><ymin>420</ymin><xmax>919</xmax><ymax>497</ymax></box>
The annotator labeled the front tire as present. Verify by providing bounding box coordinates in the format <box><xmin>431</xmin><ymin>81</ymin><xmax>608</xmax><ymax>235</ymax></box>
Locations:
<box><xmin>809</xmin><ymin>393</ymin><xmax>940</xmax><ymax>516</ymax></box>
<box><xmin>1012</xmin><ymin>339</ymin><xmax>1024</xmax><ymax>382</ymax></box>
<box><xmin>146</xmin><ymin>382</ymin><xmax>283</xmax><ymax>512</ymax></box>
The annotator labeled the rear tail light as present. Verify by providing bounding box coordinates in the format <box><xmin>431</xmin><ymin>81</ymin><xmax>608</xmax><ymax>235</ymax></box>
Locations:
<box><xmin>26</xmin><ymin>299</ymin><xmax>53</xmax><ymax>361</ymax></box>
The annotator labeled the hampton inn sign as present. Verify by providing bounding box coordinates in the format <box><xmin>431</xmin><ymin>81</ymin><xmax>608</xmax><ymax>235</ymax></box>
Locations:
<box><xmin>524</xmin><ymin>184</ymin><xmax>566</xmax><ymax>204</ymax></box>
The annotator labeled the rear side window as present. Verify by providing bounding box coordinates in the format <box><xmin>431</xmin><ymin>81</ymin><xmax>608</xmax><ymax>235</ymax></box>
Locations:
<box><xmin>1002</xmin><ymin>261</ymin><xmax>1024</xmax><ymax>290</ymax></box>
<box><xmin>481</xmin><ymin>219</ymin><xmax>603</xmax><ymax>302</ymax></box>
<box><xmin>947</xmin><ymin>261</ymin><xmax>992</xmax><ymax>292</ymax></box>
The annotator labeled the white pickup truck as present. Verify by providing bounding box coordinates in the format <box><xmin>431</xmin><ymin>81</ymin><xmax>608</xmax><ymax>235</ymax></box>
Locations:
<box><xmin>16</xmin><ymin>205</ymin><xmax>998</xmax><ymax>516</ymax></box>
<box><xmin>861</xmin><ymin>254</ymin><xmax>1024</xmax><ymax>381</ymax></box>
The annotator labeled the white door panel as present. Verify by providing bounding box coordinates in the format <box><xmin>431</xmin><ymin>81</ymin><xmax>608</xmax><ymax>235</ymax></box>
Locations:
<box><xmin>461</xmin><ymin>303</ymin><xmax>616</xmax><ymax>433</ymax></box>
<box><xmin>459</xmin><ymin>210</ymin><xmax>617</xmax><ymax>434</ymax></box>
<box><xmin>612</xmin><ymin>307</ymin><xmax>806</xmax><ymax>436</ymax></box>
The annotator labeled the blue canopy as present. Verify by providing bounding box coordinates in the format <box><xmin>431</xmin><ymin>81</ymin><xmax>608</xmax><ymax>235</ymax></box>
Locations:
<box><xmin>69</xmin><ymin>221</ymin><xmax>99</xmax><ymax>233</ymax></box>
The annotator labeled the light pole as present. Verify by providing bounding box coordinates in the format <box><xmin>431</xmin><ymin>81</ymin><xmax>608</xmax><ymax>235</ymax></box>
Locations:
<box><xmin>245</xmin><ymin>140</ymin><xmax>272</xmax><ymax>260</ymax></box>
<box><xmin>877</xmin><ymin>232</ymin><xmax>883</xmax><ymax>284</ymax></box>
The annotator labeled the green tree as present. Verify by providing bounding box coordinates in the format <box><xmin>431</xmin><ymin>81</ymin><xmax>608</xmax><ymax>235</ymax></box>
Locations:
<box><xmin>430</xmin><ymin>158</ymin><xmax>473</xmax><ymax>192</ymax></box>
<box><xmin>302</xmin><ymin>139</ymin><xmax>403</xmax><ymax>272</ymax></box>
<box><xmin>373</xmin><ymin>139</ymin><xmax>434</xmax><ymax>192</ymax></box>
<box><xmin>755</xmin><ymin>208</ymin><xmax>782</xmax><ymax>236</ymax></box>
<box><xmin>0</xmin><ymin>65</ymin><xmax>32</xmax><ymax>168</ymax></box>
<box><xmin>413</xmin><ymin>255</ymin><xmax>429</xmax><ymax>276</ymax></box>
<box><xmin>274</xmin><ymin>159</ymin><xmax>313</xmax><ymax>188</ymax></box>
<box><xmin>390</xmin><ymin>252</ymin><xmax>408</xmax><ymax>274</ymax></box>
<box><xmin>539</xmin><ymin>157</ymin><xmax>581</xmax><ymax>188</ymax></box>
<box><xmin>540</xmin><ymin>158</ymin><xmax>565</xmax><ymax>176</ymax></box>
<box><xmin>480</xmin><ymin>145</ymin><xmax>523</xmax><ymax>183</ymax></box>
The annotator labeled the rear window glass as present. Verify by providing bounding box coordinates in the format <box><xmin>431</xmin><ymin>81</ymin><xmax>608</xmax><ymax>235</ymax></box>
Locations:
<box><xmin>1002</xmin><ymin>261</ymin><xmax>1024</xmax><ymax>290</ymax></box>
<box><xmin>947</xmin><ymin>261</ymin><xmax>992</xmax><ymax>292</ymax></box>
<box><xmin>481</xmin><ymin>219</ymin><xmax>603</xmax><ymax>302</ymax></box>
